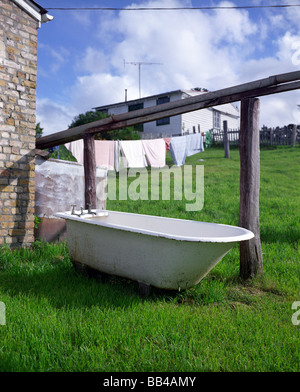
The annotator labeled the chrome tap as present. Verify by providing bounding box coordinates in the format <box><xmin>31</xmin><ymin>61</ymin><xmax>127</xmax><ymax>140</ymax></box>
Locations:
<box><xmin>87</xmin><ymin>203</ymin><xmax>97</xmax><ymax>215</ymax></box>
<box><xmin>71</xmin><ymin>204</ymin><xmax>81</xmax><ymax>217</ymax></box>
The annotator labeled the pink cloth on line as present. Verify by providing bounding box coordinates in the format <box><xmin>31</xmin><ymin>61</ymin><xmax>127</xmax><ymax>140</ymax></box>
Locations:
<box><xmin>142</xmin><ymin>138</ymin><xmax>166</xmax><ymax>168</ymax></box>
<box><xmin>94</xmin><ymin>140</ymin><xmax>115</xmax><ymax>170</ymax></box>
<box><xmin>65</xmin><ymin>139</ymin><xmax>84</xmax><ymax>164</ymax></box>
<box><xmin>164</xmin><ymin>137</ymin><xmax>171</xmax><ymax>151</ymax></box>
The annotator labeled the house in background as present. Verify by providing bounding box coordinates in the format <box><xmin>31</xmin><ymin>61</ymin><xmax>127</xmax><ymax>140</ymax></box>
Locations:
<box><xmin>94</xmin><ymin>89</ymin><xmax>240</xmax><ymax>138</ymax></box>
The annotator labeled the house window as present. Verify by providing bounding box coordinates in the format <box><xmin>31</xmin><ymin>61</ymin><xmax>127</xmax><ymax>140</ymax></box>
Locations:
<box><xmin>213</xmin><ymin>110</ymin><xmax>221</xmax><ymax>129</ymax></box>
<box><xmin>156</xmin><ymin>96</ymin><xmax>170</xmax><ymax>126</ymax></box>
<box><xmin>128</xmin><ymin>103</ymin><xmax>144</xmax><ymax>112</ymax></box>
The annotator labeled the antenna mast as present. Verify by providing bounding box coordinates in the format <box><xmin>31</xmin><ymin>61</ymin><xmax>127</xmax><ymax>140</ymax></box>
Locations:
<box><xmin>124</xmin><ymin>60</ymin><xmax>162</xmax><ymax>98</ymax></box>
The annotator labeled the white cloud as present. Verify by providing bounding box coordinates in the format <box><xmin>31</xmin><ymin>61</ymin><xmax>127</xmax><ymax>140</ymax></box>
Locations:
<box><xmin>211</xmin><ymin>1</ymin><xmax>257</xmax><ymax>44</ymax></box>
<box><xmin>103</xmin><ymin>0</ymin><xmax>258</xmax><ymax>95</ymax></box>
<box><xmin>260</xmin><ymin>92</ymin><xmax>300</xmax><ymax>128</ymax></box>
<box><xmin>36</xmin><ymin>98</ymin><xmax>76</xmax><ymax>136</ymax></box>
<box><xmin>75</xmin><ymin>47</ymin><xmax>110</xmax><ymax>74</ymax></box>
<box><xmin>38</xmin><ymin>43</ymin><xmax>70</xmax><ymax>74</ymax></box>
<box><xmin>284</xmin><ymin>0</ymin><xmax>300</xmax><ymax>31</ymax></box>
<box><xmin>71</xmin><ymin>72</ymin><xmax>140</xmax><ymax>111</ymax></box>
<box><xmin>277</xmin><ymin>32</ymin><xmax>300</xmax><ymax>63</ymax></box>
<box><xmin>70</xmin><ymin>10</ymin><xmax>93</xmax><ymax>27</ymax></box>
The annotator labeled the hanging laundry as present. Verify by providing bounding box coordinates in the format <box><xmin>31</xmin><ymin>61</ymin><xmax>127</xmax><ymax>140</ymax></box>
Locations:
<box><xmin>65</xmin><ymin>139</ymin><xmax>84</xmax><ymax>164</ymax></box>
<box><xmin>163</xmin><ymin>137</ymin><xmax>171</xmax><ymax>151</ymax></box>
<box><xmin>185</xmin><ymin>133</ymin><xmax>204</xmax><ymax>157</ymax></box>
<box><xmin>170</xmin><ymin>136</ymin><xmax>187</xmax><ymax>166</ymax></box>
<box><xmin>94</xmin><ymin>140</ymin><xmax>115</xmax><ymax>170</ymax></box>
<box><xmin>142</xmin><ymin>139</ymin><xmax>166</xmax><ymax>168</ymax></box>
<box><xmin>120</xmin><ymin>140</ymin><xmax>147</xmax><ymax>168</ymax></box>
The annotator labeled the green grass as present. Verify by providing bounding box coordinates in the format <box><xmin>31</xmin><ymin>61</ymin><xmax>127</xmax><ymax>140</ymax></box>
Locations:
<box><xmin>0</xmin><ymin>146</ymin><xmax>299</xmax><ymax>372</ymax></box>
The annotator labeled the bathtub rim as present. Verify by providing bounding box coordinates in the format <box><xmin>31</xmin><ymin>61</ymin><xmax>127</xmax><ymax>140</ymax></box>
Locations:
<box><xmin>55</xmin><ymin>209</ymin><xmax>254</xmax><ymax>244</ymax></box>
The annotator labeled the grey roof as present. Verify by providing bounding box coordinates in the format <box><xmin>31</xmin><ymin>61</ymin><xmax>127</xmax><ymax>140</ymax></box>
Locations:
<box><xmin>93</xmin><ymin>89</ymin><xmax>184</xmax><ymax>111</ymax></box>
<box><xmin>93</xmin><ymin>88</ymin><xmax>239</xmax><ymax>115</ymax></box>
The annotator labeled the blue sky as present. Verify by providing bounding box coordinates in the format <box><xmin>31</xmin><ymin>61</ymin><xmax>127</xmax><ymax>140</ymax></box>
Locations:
<box><xmin>36</xmin><ymin>0</ymin><xmax>300</xmax><ymax>135</ymax></box>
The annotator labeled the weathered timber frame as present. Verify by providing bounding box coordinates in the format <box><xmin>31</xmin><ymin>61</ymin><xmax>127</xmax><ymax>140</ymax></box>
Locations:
<box><xmin>36</xmin><ymin>70</ymin><xmax>300</xmax><ymax>279</ymax></box>
<box><xmin>239</xmin><ymin>98</ymin><xmax>263</xmax><ymax>278</ymax></box>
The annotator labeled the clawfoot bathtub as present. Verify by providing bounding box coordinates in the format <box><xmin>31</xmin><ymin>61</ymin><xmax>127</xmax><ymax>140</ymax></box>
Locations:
<box><xmin>55</xmin><ymin>210</ymin><xmax>254</xmax><ymax>292</ymax></box>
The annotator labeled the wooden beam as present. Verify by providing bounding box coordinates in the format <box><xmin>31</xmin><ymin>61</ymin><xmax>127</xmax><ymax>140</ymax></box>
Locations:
<box><xmin>83</xmin><ymin>133</ymin><xmax>97</xmax><ymax>209</ymax></box>
<box><xmin>36</xmin><ymin>72</ymin><xmax>300</xmax><ymax>150</ymax></box>
<box><xmin>239</xmin><ymin>98</ymin><xmax>263</xmax><ymax>279</ymax></box>
<box><xmin>34</xmin><ymin>148</ymin><xmax>50</xmax><ymax>159</ymax></box>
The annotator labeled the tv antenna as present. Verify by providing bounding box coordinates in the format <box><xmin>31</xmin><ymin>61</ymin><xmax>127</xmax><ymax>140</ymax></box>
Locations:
<box><xmin>124</xmin><ymin>60</ymin><xmax>163</xmax><ymax>98</ymax></box>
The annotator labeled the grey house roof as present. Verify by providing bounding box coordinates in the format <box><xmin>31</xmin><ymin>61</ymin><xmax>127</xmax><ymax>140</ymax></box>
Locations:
<box><xmin>93</xmin><ymin>89</ymin><xmax>184</xmax><ymax>112</ymax></box>
<box><xmin>93</xmin><ymin>89</ymin><xmax>239</xmax><ymax>117</ymax></box>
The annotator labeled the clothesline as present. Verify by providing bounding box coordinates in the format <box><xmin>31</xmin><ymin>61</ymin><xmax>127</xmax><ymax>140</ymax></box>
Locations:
<box><xmin>65</xmin><ymin>133</ymin><xmax>204</xmax><ymax>171</ymax></box>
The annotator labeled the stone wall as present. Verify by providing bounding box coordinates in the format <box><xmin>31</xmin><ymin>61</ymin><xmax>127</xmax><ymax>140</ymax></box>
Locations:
<box><xmin>0</xmin><ymin>0</ymin><xmax>39</xmax><ymax>247</ymax></box>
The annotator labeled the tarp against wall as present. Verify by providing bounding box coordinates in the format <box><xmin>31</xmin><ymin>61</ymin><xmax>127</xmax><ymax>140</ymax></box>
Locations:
<box><xmin>35</xmin><ymin>157</ymin><xmax>107</xmax><ymax>218</ymax></box>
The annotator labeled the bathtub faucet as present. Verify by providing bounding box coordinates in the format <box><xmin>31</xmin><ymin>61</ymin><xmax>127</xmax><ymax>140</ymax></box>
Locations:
<box><xmin>71</xmin><ymin>204</ymin><xmax>82</xmax><ymax>217</ymax></box>
<box><xmin>71</xmin><ymin>204</ymin><xmax>96</xmax><ymax>217</ymax></box>
<box><xmin>87</xmin><ymin>203</ymin><xmax>97</xmax><ymax>215</ymax></box>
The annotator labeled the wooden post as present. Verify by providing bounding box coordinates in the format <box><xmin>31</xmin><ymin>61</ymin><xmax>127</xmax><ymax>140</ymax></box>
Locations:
<box><xmin>223</xmin><ymin>120</ymin><xmax>230</xmax><ymax>159</ymax></box>
<box><xmin>291</xmin><ymin>124</ymin><xmax>297</xmax><ymax>147</ymax></box>
<box><xmin>239</xmin><ymin>97</ymin><xmax>263</xmax><ymax>279</ymax></box>
<box><xmin>83</xmin><ymin>133</ymin><xmax>97</xmax><ymax>209</ymax></box>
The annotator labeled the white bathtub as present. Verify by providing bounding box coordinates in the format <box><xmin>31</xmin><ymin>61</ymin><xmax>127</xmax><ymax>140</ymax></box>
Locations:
<box><xmin>55</xmin><ymin>210</ymin><xmax>254</xmax><ymax>291</ymax></box>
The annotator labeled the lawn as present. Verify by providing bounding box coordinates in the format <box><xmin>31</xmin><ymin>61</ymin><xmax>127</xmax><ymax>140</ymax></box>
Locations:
<box><xmin>0</xmin><ymin>145</ymin><xmax>299</xmax><ymax>372</ymax></box>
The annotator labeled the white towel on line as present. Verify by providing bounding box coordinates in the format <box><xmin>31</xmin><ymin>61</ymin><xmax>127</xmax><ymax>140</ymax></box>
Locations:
<box><xmin>185</xmin><ymin>133</ymin><xmax>204</xmax><ymax>157</ymax></box>
<box><xmin>120</xmin><ymin>140</ymin><xmax>147</xmax><ymax>168</ymax></box>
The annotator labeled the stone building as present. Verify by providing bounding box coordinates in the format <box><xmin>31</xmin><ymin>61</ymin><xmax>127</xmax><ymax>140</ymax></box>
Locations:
<box><xmin>0</xmin><ymin>0</ymin><xmax>52</xmax><ymax>247</ymax></box>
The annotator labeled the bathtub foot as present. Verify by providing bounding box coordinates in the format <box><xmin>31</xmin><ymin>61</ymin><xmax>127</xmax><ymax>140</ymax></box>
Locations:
<box><xmin>71</xmin><ymin>260</ymin><xmax>86</xmax><ymax>273</ymax></box>
<box><xmin>138</xmin><ymin>281</ymin><xmax>151</xmax><ymax>298</ymax></box>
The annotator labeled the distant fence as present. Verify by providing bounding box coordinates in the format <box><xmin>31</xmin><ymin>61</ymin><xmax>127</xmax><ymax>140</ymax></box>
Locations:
<box><xmin>211</xmin><ymin>125</ymin><xmax>300</xmax><ymax>147</ymax></box>
<box><xmin>212</xmin><ymin>128</ymin><xmax>240</xmax><ymax>146</ymax></box>
<box><xmin>259</xmin><ymin>125</ymin><xmax>299</xmax><ymax>146</ymax></box>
